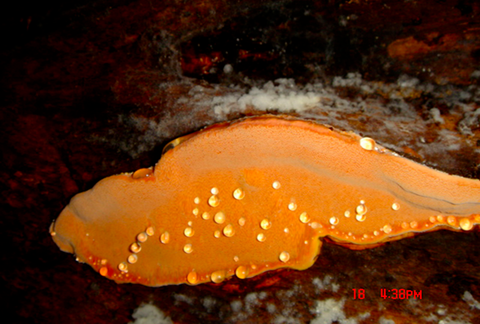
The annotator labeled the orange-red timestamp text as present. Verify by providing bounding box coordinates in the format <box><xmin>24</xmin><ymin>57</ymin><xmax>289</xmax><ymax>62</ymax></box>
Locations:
<box><xmin>352</xmin><ymin>289</ymin><xmax>422</xmax><ymax>300</ymax></box>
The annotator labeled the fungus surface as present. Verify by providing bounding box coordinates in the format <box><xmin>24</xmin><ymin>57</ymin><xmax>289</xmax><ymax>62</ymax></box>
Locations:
<box><xmin>50</xmin><ymin>115</ymin><xmax>480</xmax><ymax>286</ymax></box>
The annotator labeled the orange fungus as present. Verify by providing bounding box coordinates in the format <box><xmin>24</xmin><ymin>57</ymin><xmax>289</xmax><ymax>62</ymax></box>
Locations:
<box><xmin>50</xmin><ymin>115</ymin><xmax>480</xmax><ymax>287</ymax></box>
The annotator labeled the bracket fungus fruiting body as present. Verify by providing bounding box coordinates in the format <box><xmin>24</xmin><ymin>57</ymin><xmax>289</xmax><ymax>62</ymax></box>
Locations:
<box><xmin>50</xmin><ymin>115</ymin><xmax>480</xmax><ymax>287</ymax></box>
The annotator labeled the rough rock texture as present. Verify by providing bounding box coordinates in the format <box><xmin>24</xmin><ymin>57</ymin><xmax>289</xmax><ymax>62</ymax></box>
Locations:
<box><xmin>1</xmin><ymin>0</ymin><xmax>480</xmax><ymax>323</ymax></box>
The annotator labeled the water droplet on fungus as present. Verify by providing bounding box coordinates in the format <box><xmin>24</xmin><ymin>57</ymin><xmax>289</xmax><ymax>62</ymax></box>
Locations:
<box><xmin>184</xmin><ymin>227</ymin><xmax>194</xmax><ymax>237</ymax></box>
<box><xmin>299</xmin><ymin>212</ymin><xmax>310</xmax><ymax>223</ymax></box>
<box><xmin>137</xmin><ymin>232</ymin><xmax>148</xmax><ymax>243</ymax></box>
<box><xmin>187</xmin><ymin>271</ymin><xmax>198</xmax><ymax>284</ymax></box>
<box><xmin>233</xmin><ymin>188</ymin><xmax>245</xmax><ymax>200</ymax></box>
<box><xmin>132</xmin><ymin>168</ymin><xmax>153</xmax><ymax>179</ymax></box>
<box><xmin>146</xmin><ymin>227</ymin><xmax>155</xmax><ymax>236</ymax></box>
<box><xmin>460</xmin><ymin>218</ymin><xmax>473</xmax><ymax>231</ymax></box>
<box><xmin>235</xmin><ymin>266</ymin><xmax>249</xmax><ymax>279</ymax></box>
<box><xmin>279</xmin><ymin>251</ymin><xmax>290</xmax><ymax>262</ymax></box>
<box><xmin>329</xmin><ymin>217</ymin><xmax>339</xmax><ymax>225</ymax></box>
<box><xmin>257</xmin><ymin>233</ymin><xmax>266</xmax><ymax>242</ymax></box>
<box><xmin>183</xmin><ymin>244</ymin><xmax>193</xmax><ymax>254</ymax></box>
<box><xmin>238</xmin><ymin>217</ymin><xmax>246</xmax><ymax>226</ymax></box>
<box><xmin>214</xmin><ymin>211</ymin><xmax>226</xmax><ymax>224</ymax></box>
<box><xmin>360</xmin><ymin>137</ymin><xmax>376</xmax><ymax>151</ymax></box>
<box><xmin>130</xmin><ymin>242</ymin><xmax>141</xmax><ymax>253</ymax></box>
<box><xmin>211</xmin><ymin>270</ymin><xmax>226</xmax><ymax>283</ymax></box>
<box><xmin>99</xmin><ymin>267</ymin><xmax>108</xmax><ymax>276</ymax></box>
<box><xmin>118</xmin><ymin>262</ymin><xmax>128</xmax><ymax>272</ymax></box>
<box><xmin>383</xmin><ymin>224</ymin><xmax>392</xmax><ymax>234</ymax></box>
<box><xmin>160</xmin><ymin>232</ymin><xmax>170</xmax><ymax>244</ymax></box>
<box><xmin>260</xmin><ymin>219</ymin><xmax>271</xmax><ymax>230</ymax></box>
<box><xmin>355</xmin><ymin>214</ymin><xmax>366</xmax><ymax>222</ymax></box>
<box><xmin>223</xmin><ymin>224</ymin><xmax>235</xmax><ymax>237</ymax></box>
<box><xmin>208</xmin><ymin>195</ymin><xmax>220</xmax><ymax>207</ymax></box>
<box><xmin>128</xmin><ymin>254</ymin><xmax>138</xmax><ymax>264</ymax></box>
<box><xmin>447</xmin><ymin>216</ymin><xmax>456</xmax><ymax>226</ymax></box>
